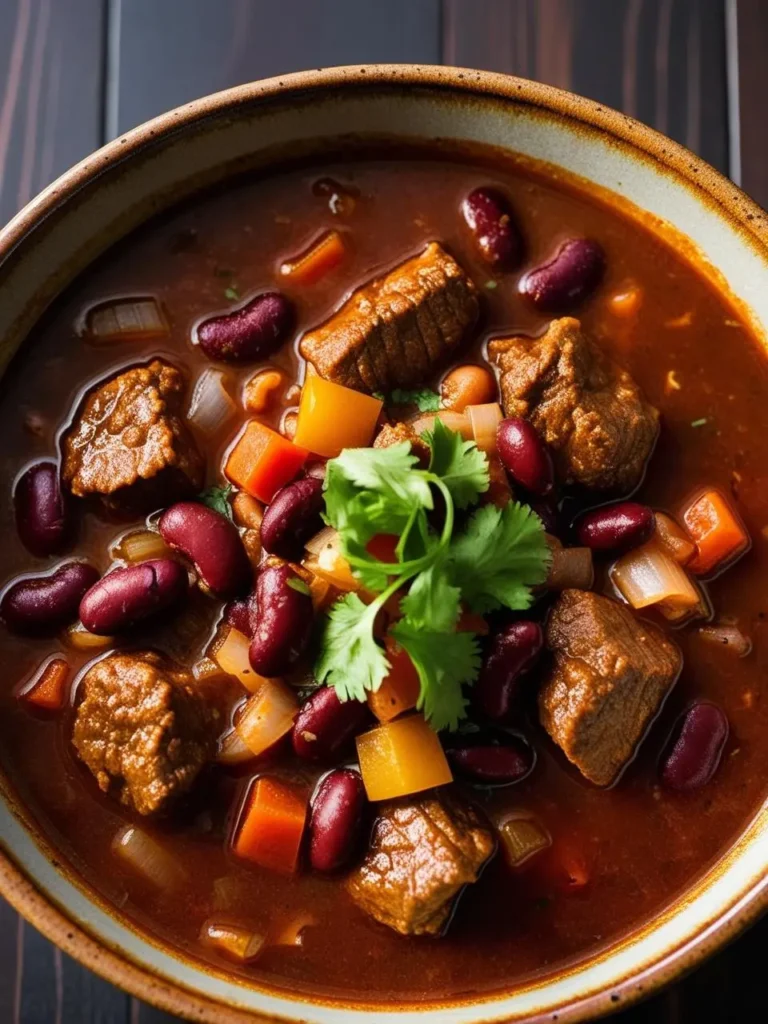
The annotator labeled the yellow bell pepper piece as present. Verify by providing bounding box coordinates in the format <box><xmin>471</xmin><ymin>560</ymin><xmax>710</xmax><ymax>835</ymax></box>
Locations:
<box><xmin>294</xmin><ymin>376</ymin><xmax>382</xmax><ymax>457</ymax></box>
<box><xmin>356</xmin><ymin>714</ymin><xmax>453</xmax><ymax>801</ymax></box>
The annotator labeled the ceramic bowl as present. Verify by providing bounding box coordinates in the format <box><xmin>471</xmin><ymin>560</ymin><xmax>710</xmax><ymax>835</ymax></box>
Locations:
<box><xmin>0</xmin><ymin>65</ymin><xmax>766</xmax><ymax>1024</ymax></box>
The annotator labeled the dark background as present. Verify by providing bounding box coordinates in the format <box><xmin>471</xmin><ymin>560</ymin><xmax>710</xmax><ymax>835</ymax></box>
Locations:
<box><xmin>0</xmin><ymin>0</ymin><xmax>766</xmax><ymax>1021</ymax></box>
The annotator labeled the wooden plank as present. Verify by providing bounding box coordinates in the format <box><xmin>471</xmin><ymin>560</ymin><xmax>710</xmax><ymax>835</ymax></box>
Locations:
<box><xmin>109</xmin><ymin>0</ymin><xmax>441</xmax><ymax>136</ymax></box>
<box><xmin>442</xmin><ymin>0</ymin><xmax>729</xmax><ymax>174</ymax></box>
<box><xmin>734</xmin><ymin>0</ymin><xmax>768</xmax><ymax>208</ymax></box>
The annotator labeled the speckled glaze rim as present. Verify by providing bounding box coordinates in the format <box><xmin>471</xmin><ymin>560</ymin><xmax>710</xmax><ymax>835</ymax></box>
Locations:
<box><xmin>0</xmin><ymin>64</ymin><xmax>767</xmax><ymax>1024</ymax></box>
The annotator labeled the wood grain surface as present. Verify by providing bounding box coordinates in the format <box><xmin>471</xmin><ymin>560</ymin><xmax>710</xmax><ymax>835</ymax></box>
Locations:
<box><xmin>0</xmin><ymin>1</ymin><xmax>765</xmax><ymax>1021</ymax></box>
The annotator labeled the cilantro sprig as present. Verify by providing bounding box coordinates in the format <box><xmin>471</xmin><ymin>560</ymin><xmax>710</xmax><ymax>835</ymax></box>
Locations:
<box><xmin>314</xmin><ymin>420</ymin><xmax>550</xmax><ymax>731</ymax></box>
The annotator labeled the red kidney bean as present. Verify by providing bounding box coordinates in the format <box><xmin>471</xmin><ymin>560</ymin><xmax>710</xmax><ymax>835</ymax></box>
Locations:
<box><xmin>14</xmin><ymin>462</ymin><xmax>70</xmax><ymax>556</ymax></box>
<box><xmin>448</xmin><ymin>735</ymin><xmax>534</xmax><ymax>786</ymax></box>
<box><xmin>159</xmin><ymin>502</ymin><xmax>251</xmax><ymax>598</ymax></box>
<box><xmin>497</xmin><ymin>418</ymin><xmax>554</xmax><ymax>496</ymax></box>
<box><xmin>461</xmin><ymin>187</ymin><xmax>523</xmax><ymax>270</ymax></box>
<box><xmin>249</xmin><ymin>563</ymin><xmax>314</xmax><ymax>676</ymax></box>
<box><xmin>196</xmin><ymin>292</ymin><xmax>294</xmax><ymax>363</ymax></box>
<box><xmin>575</xmin><ymin>501</ymin><xmax>654</xmax><ymax>554</ymax></box>
<box><xmin>292</xmin><ymin>685</ymin><xmax>370</xmax><ymax>761</ymax></box>
<box><xmin>475</xmin><ymin>621</ymin><xmax>543</xmax><ymax>721</ymax></box>
<box><xmin>1</xmin><ymin>561</ymin><xmax>99</xmax><ymax>635</ymax></box>
<box><xmin>519</xmin><ymin>238</ymin><xmax>605</xmax><ymax>312</ymax></box>
<box><xmin>224</xmin><ymin>598</ymin><xmax>252</xmax><ymax>636</ymax></box>
<box><xmin>79</xmin><ymin>559</ymin><xmax>188</xmax><ymax>635</ymax></box>
<box><xmin>660</xmin><ymin>702</ymin><xmax>729</xmax><ymax>792</ymax></box>
<box><xmin>309</xmin><ymin>768</ymin><xmax>367</xmax><ymax>873</ymax></box>
<box><xmin>260</xmin><ymin>478</ymin><xmax>324</xmax><ymax>560</ymax></box>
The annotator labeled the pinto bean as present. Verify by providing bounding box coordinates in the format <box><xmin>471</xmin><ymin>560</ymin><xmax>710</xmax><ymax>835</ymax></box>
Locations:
<box><xmin>196</xmin><ymin>292</ymin><xmax>294</xmax><ymax>363</ymax></box>
<box><xmin>1</xmin><ymin>562</ymin><xmax>99</xmax><ymax>635</ymax></box>
<box><xmin>575</xmin><ymin>502</ymin><xmax>654</xmax><ymax>554</ymax></box>
<box><xmin>159</xmin><ymin>502</ymin><xmax>251</xmax><ymax>598</ymax></box>
<box><xmin>292</xmin><ymin>685</ymin><xmax>370</xmax><ymax>761</ymax></box>
<box><xmin>461</xmin><ymin>187</ymin><xmax>523</xmax><ymax>270</ymax></box>
<box><xmin>249</xmin><ymin>564</ymin><xmax>313</xmax><ymax>676</ymax></box>
<box><xmin>475</xmin><ymin>621</ymin><xmax>543</xmax><ymax>721</ymax></box>
<box><xmin>79</xmin><ymin>559</ymin><xmax>188</xmax><ymax>635</ymax></box>
<box><xmin>660</xmin><ymin>702</ymin><xmax>729</xmax><ymax>792</ymax></box>
<box><xmin>447</xmin><ymin>735</ymin><xmax>534</xmax><ymax>786</ymax></box>
<box><xmin>260</xmin><ymin>478</ymin><xmax>324</xmax><ymax>560</ymax></box>
<box><xmin>519</xmin><ymin>238</ymin><xmax>605</xmax><ymax>311</ymax></box>
<box><xmin>497</xmin><ymin>418</ymin><xmax>554</xmax><ymax>496</ymax></box>
<box><xmin>440</xmin><ymin>365</ymin><xmax>497</xmax><ymax>412</ymax></box>
<box><xmin>309</xmin><ymin>768</ymin><xmax>367</xmax><ymax>873</ymax></box>
<box><xmin>15</xmin><ymin>461</ymin><xmax>70</xmax><ymax>556</ymax></box>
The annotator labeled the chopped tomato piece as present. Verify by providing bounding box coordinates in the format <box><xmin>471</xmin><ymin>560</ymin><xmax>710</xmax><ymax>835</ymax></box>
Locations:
<box><xmin>456</xmin><ymin>609</ymin><xmax>490</xmax><ymax>635</ymax></box>
<box><xmin>366</xmin><ymin>534</ymin><xmax>400</xmax><ymax>564</ymax></box>
<box><xmin>294</xmin><ymin>376</ymin><xmax>382</xmax><ymax>458</ymax></box>
<box><xmin>225</xmin><ymin>421</ymin><xmax>308</xmax><ymax>503</ymax></box>
<box><xmin>683</xmin><ymin>489</ymin><xmax>750</xmax><ymax>576</ymax></box>
<box><xmin>367</xmin><ymin>638</ymin><xmax>421</xmax><ymax>723</ymax></box>
<box><xmin>233</xmin><ymin>776</ymin><xmax>308</xmax><ymax>874</ymax></box>
<box><xmin>21</xmin><ymin>658</ymin><xmax>69</xmax><ymax>711</ymax></box>
<box><xmin>279</xmin><ymin>230</ymin><xmax>346</xmax><ymax>286</ymax></box>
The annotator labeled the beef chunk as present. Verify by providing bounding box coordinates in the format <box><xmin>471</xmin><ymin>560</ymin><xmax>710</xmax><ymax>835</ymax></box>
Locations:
<box><xmin>300</xmin><ymin>243</ymin><xmax>479</xmax><ymax>393</ymax></box>
<box><xmin>72</xmin><ymin>651</ymin><xmax>214</xmax><ymax>815</ymax></box>
<box><xmin>373</xmin><ymin>420</ymin><xmax>431</xmax><ymax>466</ymax></box>
<box><xmin>62</xmin><ymin>359</ymin><xmax>203</xmax><ymax>512</ymax></box>
<box><xmin>489</xmin><ymin>318</ymin><xmax>658</xmax><ymax>492</ymax></box>
<box><xmin>539</xmin><ymin>590</ymin><xmax>681</xmax><ymax>786</ymax></box>
<box><xmin>346</xmin><ymin>791</ymin><xmax>495</xmax><ymax>936</ymax></box>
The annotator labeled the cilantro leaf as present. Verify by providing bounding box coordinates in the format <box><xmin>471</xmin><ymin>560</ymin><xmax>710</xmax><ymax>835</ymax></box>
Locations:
<box><xmin>423</xmin><ymin>417</ymin><xmax>489</xmax><ymax>509</ymax></box>
<box><xmin>198</xmin><ymin>484</ymin><xmax>233</xmax><ymax>519</ymax></box>
<box><xmin>388</xmin><ymin>388</ymin><xmax>441</xmax><ymax>412</ymax></box>
<box><xmin>391</xmin><ymin>618</ymin><xmax>481</xmax><ymax>732</ymax></box>
<box><xmin>314</xmin><ymin>593</ymin><xmax>390</xmax><ymax>702</ymax></box>
<box><xmin>399</xmin><ymin>560</ymin><xmax>461</xmax><ymax>633</ymax></box>
<box><xmin>449</xmin><ymin>502</ymin><xmax>551</xmax><ymax>613</ymax></box>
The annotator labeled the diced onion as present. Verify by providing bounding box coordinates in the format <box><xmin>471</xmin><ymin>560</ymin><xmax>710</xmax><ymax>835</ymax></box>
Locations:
<box><xmin>467</xmin><ymin>402</ymin><xmax>503</xmax><ymax>454</ymax></box>
<box><xmin>64</xmin><ymin>623</ymin><xmax>114</xmax><ymax>650</ymax></box>
<box><xmin>698</xmin><ymin>624</ymin><xmax>752</xmax><ymax>657</ymax></box>
<box><xmin>201</xmin><ymin>919</ymin><xmax>265</xmax><ymax>963</ymax></box>
<box><xmin>654</xmin><ymin>512</ymin><xmax>696</xmax><ymax>566</ymax></box>
<box><xmin>188</xmin><ymin>368</ymin><xmax>237</xmax><ymax>437</ymax></box>
<box><xmin>113</xmin><ymin>529</ymin><xmax>170</xmax><ymax>563</ymax></box>
<box><xmin>410</xmin><ymin>410</ymin><xmax>472</xmax><ymax>440</ymax></box>
<box><xmin>216</xmin><ymin>726</ymin><xmax>257</xmax><ymax>766</ymax></box>
<box><xmin>85</xmin><ymin>297</ymin><xmax>168</xmax><ymax>343</ymax></box>
<box><xmin>304</xmin><ymin>527</ymin><xmax>358</xmax><ymax>591</ymax></box>
<box><xmin>214</xmin><ymin>627</ymin><xmax>268</xmax><ymax>694</ymax></box>
<box><xmin>611</xmin><ymin>539</ymin><xmax>700</xmax><ymax>611</ymax></box>
<box><xmin>305</xmin><ymin>525</ymin><xmax>337</xmax><ymax>557</ymax></box>
<box><xmin>547</xmin><ymin>544</ymin><xmax>594</xmax><ymax>591</ymax></box>
<box><xmin>271</xmin><ymin>912</ymin><xmax>317</xmax><ymax>947</ymax></box>
<box><xmin>235</xmin><ymin>681</ymin><xmax>298</xmax><ymax>756</ymax></box>
<box><xmin>212</xmin><ymin>875</ymin><xmax>244</xmax><ymax>910</ymax></box>
<box><xmin>499</xmin><ymin>816</ymin><xmax>551</xmax><ymax>867</ymax></box>
<box><xmin>112</xmin><ymin>825</ymin><xmax>186</xmax><ymax>889</ymax></box>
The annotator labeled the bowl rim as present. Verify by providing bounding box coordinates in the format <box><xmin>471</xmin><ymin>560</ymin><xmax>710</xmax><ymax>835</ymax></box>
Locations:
<box><xmin>1</xmin><ymin>62</ymin><xmax>767</xmax><ymax>1024</ymax></box>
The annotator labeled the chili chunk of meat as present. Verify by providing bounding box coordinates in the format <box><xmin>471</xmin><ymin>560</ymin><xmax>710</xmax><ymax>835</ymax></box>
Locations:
<box><xmin>62</xmin><ymin>359</ymin><xmax>203</xmax><ymax>512</ymax></box>
<box><xmin>72</xmin><ymin>651</ymin><xmax>214</xmax><ymax>815</ymax></box>
<box><xmin>300</xmin><ymin>242</ymin><xmax>479</xmax><ymax>394</ymax></box>
<box><xmin>539</xmin><ymin>590</ymin><xmax>682</xmax><ymax>786</ymax></box>
<box><xmin>347</xmin><ymin>791</ymin><xmax>495</xmax><ymax>936</ymax></box>
<box><xmin>489</xmin><ymin>317</ymin><xmax>658</xmax><ymax>493</ymax></box>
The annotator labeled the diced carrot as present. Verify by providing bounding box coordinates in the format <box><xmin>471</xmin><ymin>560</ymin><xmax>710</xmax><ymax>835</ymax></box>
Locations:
<box><xmin>367</xmin><ymin>638</ymin><xmax>421</xmax><ymax>723</ymax></box>
<box><xmin>356</xmin><ymin>714</ymin><xmax>453</xmax><ymax>800</ymax></box>
<box><xmin>21</xmin><ymin>658</ymin><xmax>69</xmax><ymax>711</ymax></box>
<box><xmin>293</xmin><ymin>376</ymin><xmax>382</xmax><ymax>458</ymax></box>
<box><xmin>682</xmin><ymin>489</ymin><xmax>750</xmax><ymax>576</ymax></box>
<box><xmin>366</xmin><ymin>534</ymin><xmax>400</xmax><ymax>564</ymax></box>
<box><xmin>233</xmin><ymin>776</ymin><xmax>308</xmax><ymax>874</ymax></box>
<box><xmin>225</xmin><ymin>420</ymin><xmax>308</xmax><ymax>503</ymax></box>
<box><xmin>279</xmin><ymin>230</ymin><xmax>346</xmax><ymax>286</ymax></box>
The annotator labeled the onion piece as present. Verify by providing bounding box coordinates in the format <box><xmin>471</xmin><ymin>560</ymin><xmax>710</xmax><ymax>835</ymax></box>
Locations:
<box><xmin>84</xmin><ymin>297</ymin><xmax>168</xmax><ymax>343</ymax></box>
<box><xmin>217</xmin><ymin>727</ymin><xmax>256</xmax><ymax>766</ymax></box>
<box><xmin>112</xmin><ymin>825</ymin><xmax>186</xmax><ymax>888</ymax></box>
<box><xmin>698</xmin><ymin>624</ymin><xmax>752</xmax><ymax>657</ymax></box>
<box><xmin>410</xmin><ymin>410</ymin><xmax>473</xmax><ymax>440</ymax></box>
<box><xmin>113</xmin><ymin>529</ymin><xmax>170</xmax><ymax>563</ymax></box>
<box><xmin>271</xmin><ymin>912</ymin><xmax>317</xmax><ymax>947</ymax></box>
<box><xmin>201</xmin><ymin>919</ymin><xmax>265</xmax><ymax>964</ymax></box>
<box><xmin>188</xmin><ymin>368</ymin><xmax>237</xmax><ymax>437</ymax></box>
<box><xmin>467</xmin><ymin>402</ymin><xmax>503</xmax><ymax>454</ymax></box>
<box><xmin>654</xmin><ymin>512</ymin><xmax>696</xmax><ymax>566</ymax></box>
<box><xmin>611</xmin><ymin>539</ymin><xmax>700</xmax><ymax>611</ymax></box>
<box><xmin>304</xmin><ymin>527</ymin><xmax>358</xmax><ymax>591</ymax></box>
<box><xmin>214</xmin><ymin>626</ymin><xmax>269</xmax><ymax>694</ymax></box>
<box><xmin>64</xmin><ymin>623</ymin><xmax>114</xmax><ymax>650</ymax></box>
<box><xmin>235</xmin><ymin>680</ymin><xmax>298</xmax><ymax>756</ymax></box>
<box><xmin>304</xmin><ymin>525</ymin><xmax>337</xmax><ymax>557</ymax></box>
<box><xmin>499</xmin><ymin>815</ymin><xmax>551</xmax><ymax>867</ymax></box>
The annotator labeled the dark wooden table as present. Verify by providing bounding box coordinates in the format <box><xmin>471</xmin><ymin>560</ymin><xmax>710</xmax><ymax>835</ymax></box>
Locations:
<box><xmin>0</xmin><ymin>1</ymin><xmax>766</xmax><ymax>1020</ymax></box>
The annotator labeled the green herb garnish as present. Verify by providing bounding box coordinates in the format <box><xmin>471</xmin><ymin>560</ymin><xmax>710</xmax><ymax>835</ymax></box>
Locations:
<box><xmin>224</xmin><ymin>285</ymin><xmax>240</xmax><ymax>300</ymax></box>
<box><xmin>388</xmin><ymin>388</ymin><xmax>442</xmax><ymax>412</ymax></box>
<box><xmin>286</xmin><ymin>576</ymin><xmax>312</xmax><ymax>596</ymax></box>
<box><xmin>691</xmin><ymin>417</ymin><xmax>708</xmax><ymax>428</ymax></box>
<box><xmin>314</xmin><ymin>421</ymin><xmax>550</xmax><ymax>731</ymax></box>
<box><xmin>199</xmin><ymin>484</ymin><xmax>234</xmax><ymax>519</ymax></box>
<box><xmin>485</xmin><ymin>280</ymin><xmax>499</xmax><ymax>290</ymax></box>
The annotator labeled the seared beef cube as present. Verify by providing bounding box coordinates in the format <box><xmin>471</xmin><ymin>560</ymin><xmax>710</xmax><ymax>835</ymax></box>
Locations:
<box><xmin>373</xmin><ymin>420</ymin><xmax>431</xmax><ymax>466</ymax></box>
<box><xmin>300</xmin><ymin>243</ymin><xmax>479</xmax><ymax>394</ymax></box>
<box><xmin>489</xmin><ymin>318</ymin><xmax>658</xmax><ymax>493</ymax></box>
<box><xmin>72</xmin><ymin>651</ymin><xmax>214</xmax><ymax>815</ymax></box>
<box><xmin>539</xmin><ymin>590</ymin><xmax>681</xmax><ymax>786</ymax></box>
<box><xmin>346</xmin><ymin>791</ymin><xmax>495</xmax><ymax>936</ymax></box>
<box><xmin>62</xmin><ymin>359</ymin><xmax>203</xmax><ymax>513</ymax></box>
